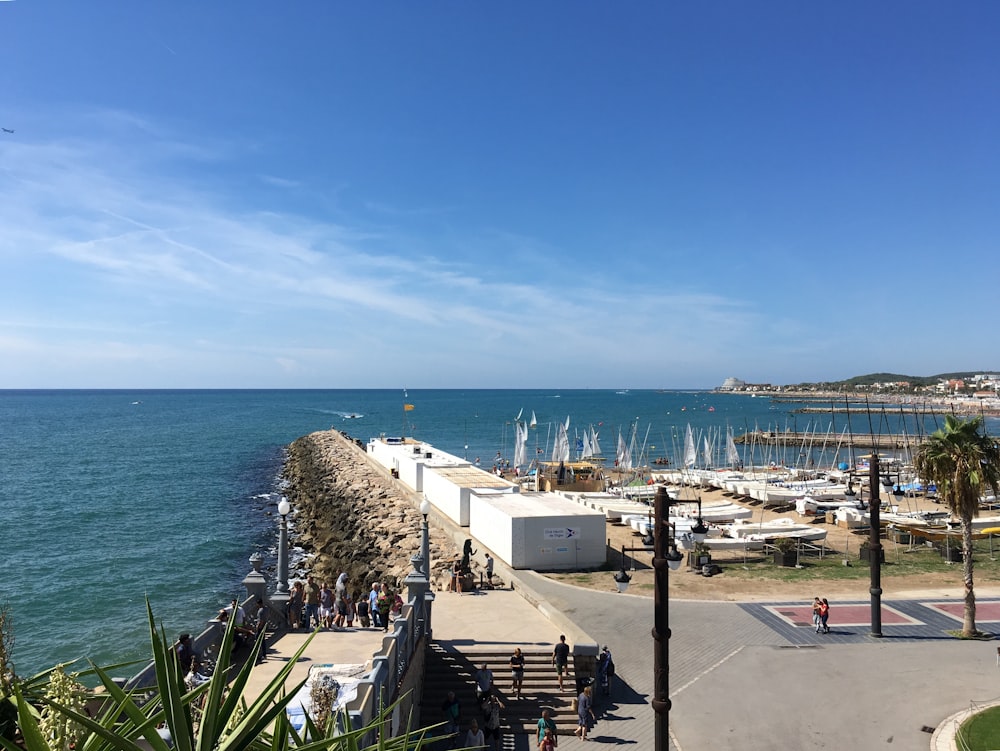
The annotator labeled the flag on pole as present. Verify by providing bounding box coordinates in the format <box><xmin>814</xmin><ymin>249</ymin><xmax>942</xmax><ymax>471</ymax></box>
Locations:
<box><xmin>403</xmin><ymin>403</ymin><xmax>415</xmax><ymax>411</ymax></box>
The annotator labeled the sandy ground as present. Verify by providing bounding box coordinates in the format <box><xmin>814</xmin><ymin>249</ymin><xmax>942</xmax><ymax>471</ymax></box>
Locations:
<box><xmin>542</xmin><ymin>484</ymin><xmax>993</xmax><ymax>602</ymax></box>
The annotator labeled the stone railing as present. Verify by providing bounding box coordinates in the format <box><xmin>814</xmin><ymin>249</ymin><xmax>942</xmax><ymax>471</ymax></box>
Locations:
<box><xmin>343</xmin><ymin>558</ymin><xmax>435</xmax><ymax>743</ymax></box>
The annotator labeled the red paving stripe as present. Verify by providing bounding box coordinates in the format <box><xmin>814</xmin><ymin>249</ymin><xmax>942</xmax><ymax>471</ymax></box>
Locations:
<box><xmin>925</xmin><ymin>600</ymin><xmax>1000</xmax><ymax>622</ymax></box>
<box><xmin>766</xmin><ymin>603</ymin><xmax>921</xmax><ymax>627</ymax></box>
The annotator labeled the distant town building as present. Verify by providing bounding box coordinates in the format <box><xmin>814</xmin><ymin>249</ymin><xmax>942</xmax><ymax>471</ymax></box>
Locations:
<box><xmin>720</xmin><ymin>377</ymin><xmax>745</xmax><ymax>391</ymax></box>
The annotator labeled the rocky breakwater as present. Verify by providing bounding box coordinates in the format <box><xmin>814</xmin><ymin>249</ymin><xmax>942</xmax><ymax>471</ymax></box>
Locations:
<box><xmin>283</xmin><ymin>430</ymin><xmax>458</xmax><ymax>590</ymax></box>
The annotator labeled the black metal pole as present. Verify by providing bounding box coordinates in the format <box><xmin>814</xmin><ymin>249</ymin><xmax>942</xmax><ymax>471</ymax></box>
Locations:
<box><xmin>652</xmin><ymin>485</ymin><xmax>670</xmax><ymax>750</ymax></box>
<box><xmin>869</xmin><ymin>453</ymin><xmax>883</xmax><ymax>637</ymax></box>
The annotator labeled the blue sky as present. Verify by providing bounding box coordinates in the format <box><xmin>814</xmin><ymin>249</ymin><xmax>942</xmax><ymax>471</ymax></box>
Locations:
<box><xmin>1</xmin><ymin>2</ymin><xmax>998</xmax><ymax>389</ymax></box>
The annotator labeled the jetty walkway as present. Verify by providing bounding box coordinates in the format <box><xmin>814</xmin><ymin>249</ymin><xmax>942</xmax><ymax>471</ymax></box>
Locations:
<box><xmin>238</xmin><ymin>429</ymin><xmax>1000</xmax><ymax>749</ymax></box>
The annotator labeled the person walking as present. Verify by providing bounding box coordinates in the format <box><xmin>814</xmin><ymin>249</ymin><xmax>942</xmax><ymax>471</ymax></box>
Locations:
<box><xmin>303</xmin><ymin>576</ymin><xmax>320</xmax><ymax>630</ymax></box>
<box><xmin>509</xmin><ymin>647</ymin><xmax>525</xmax><ymax>700</ymax></box>
<box><xmin>536</xmin><ymin>708</ymin><xmax>557</xmax><ymax>748</ymax></box>
<box><xmin>574</xmin><ymin>685</ymin><xmax>595</xmax><ymax>740</ymax></box>
<box><xmin>462</xmin><ymin>718</ymin><xmax>485</xmax><ymax>749</ymax></box>
<box><xmin>552</xmin><ymin>634</ymin><xmax>570</xmax><ymax>691</ymax></box>
<box><xmin>480</xmin><ymin>693</ymin><xmax>504</xmax><ymax>751</ymax></box>
<box><xmin>441</xmin><ymin>690</ymin><xmax>461</xmax><ymax>740</ymax></box>
<box><xmin>369</xmin><ymin>582</ymin><xmax>381</xmax><ymax>629</ymax></box>
<box><xmin>819</xmin><ymin>597</ymin><xmax>831</xmax><ymax>633</ymax></box>
<box><xmin>474</xmin><ymin>662</ymin><xmax>494</xmax><ymax>701</ymax></box>
<box><xmin>811</xmin><ymin>596</ymin><xmax>822</xmax><ymax>633</ymax></box>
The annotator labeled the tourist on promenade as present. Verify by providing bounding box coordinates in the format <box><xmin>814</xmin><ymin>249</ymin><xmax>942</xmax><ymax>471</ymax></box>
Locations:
<box><xmin>474</xmin><ymin>662</ymin><xmax>494</xmax><ymax>701</ymax></box>
<box><xmin>552</xmin><ymin>634</ymin><xmax>570</xmax><ymax>691</ymax></box>
<box><xmin>480</xmin><ymin>693</ymin><xmax>504</xmax><ymax>750</ymax></box>
<box><xmin>319</xmin><ymin>581</ymin><xmax>334</xmax><ymax>629</ymax></box>
<box><xmin>441</xmin><ymin>689</ymin><xmax>461</xmax><ymax>739</ymax></box>
<box><xmin>303</xmin><ymin>576</ymin><xmax>320</xmax><ymax>630</ymax></box>
<box><xmin>597</xmin><ymin>645</ymin><xmax>615</xmax><ymax>697</ymax></box>
<box><xmin>369</xmin><ymin>582</ymin><xmax>381</xmax><ymax>629</ymax></box>
<box><xmin>812</xmin><ymin>597</ymin><xmax>822</xmax><ymax>633</ymax></box>
<box><xmin>485</xmin><ymin>553</ymin><xmax>494</xmax><ymax>587</ymax></box>
<box><xmin>356</xmin><ymin>590</ymin><xmax>371</xmax><ymax>627</ymax></box>
<box><xmin>175</xmin><ymin>633</ymin><xmax>194</xmax><ymax>674</ymax></box>
<box><xmin>345</xmin><ymin>592</ymin><xmax>356</xmax><ymax>627</ymax></box>
<box><xmin>574</xmin><ymin>685</ymin><xmax>595</xmax><ymax>740</ymax></box>
<box><xmin>216</xmin><ymin>608</ymin><xmax>253</xmax><ymax>652</ymax></box>
<box><xmin>463</xmin><ymin>718</ymin><xmax>485</xmax><ymax>749</ymax></box>
<box><xmin>288</xmin><ymin>581</ymin><xmax>304</xmax><ymax>630</ymax></box>
<box><xmin>536</xmin><ymin>708</ymin><xmax>557</xmax><ymax>747</ymax></box>
<box><xmin>253</xmin><ymin>598</ymin><xmax>268</xmax><ymax>662</ymax></box>
<box><xmin>539</xmin><ymin>727</ymin><xmax>556</xmax><ymax>751</ymax></box>
<box><xmin>509</xmin><ymin>647</ymin><xmax>525</xmax><ymax>700</ymax></box>
<box><xmin>184</xmin><ymin>657</ymin><xmax>210</xmax><ymax>691</ymax></box>
<box><xmin>377</xmin><ymin>584</ymin><xmax>393</xmax><ymax>632</ymax></box>
<box><xmin>225</xmin><ymin>598</ymin><xmax>248</xmax><ymax>627</ymax></box>
<box><xmin>450</xmin><ymin>556</ymin><xmax>463</xmax><ymax>594</ymax></box>
<box><xmin>334</xmin><ymin>572</ymin><xmax>349</xmax><ymax>628</ymax></box>
<box><xmin>820</xmin><ymin>598</ymin><xmax>831</xmax><ymax>633</ymax></box>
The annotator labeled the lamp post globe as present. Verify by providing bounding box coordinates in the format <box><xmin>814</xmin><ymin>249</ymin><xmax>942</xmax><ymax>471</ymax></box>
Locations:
<box><xmin>420</xmin><ymin>498</ymin><xmax>431</xmax><ymax>517</ymax></box>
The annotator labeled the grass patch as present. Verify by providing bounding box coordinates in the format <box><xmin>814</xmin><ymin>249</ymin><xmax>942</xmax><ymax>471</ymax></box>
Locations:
<box><xmin>709</xmin><ymin>537</ymin><xmax>1000</xmax><ymax>585</ymax></box>
<box><xmin>959</xmin><ymin>705</ymin><xmax>1000</xmax><ymax>751</ymax></box>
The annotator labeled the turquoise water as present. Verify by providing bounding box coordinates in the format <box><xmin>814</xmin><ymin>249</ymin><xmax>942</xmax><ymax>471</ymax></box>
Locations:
<box><xmin>0</xmin><ymin>388</ymin><xmax>975</xmax><ymax>676</ymax></box>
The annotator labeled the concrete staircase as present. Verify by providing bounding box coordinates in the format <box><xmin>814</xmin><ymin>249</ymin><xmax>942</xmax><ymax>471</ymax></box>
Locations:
<box><xmin>420</xmin><ymin>642</ymin><xmax>579</xmax><ymax>742</ymax></box>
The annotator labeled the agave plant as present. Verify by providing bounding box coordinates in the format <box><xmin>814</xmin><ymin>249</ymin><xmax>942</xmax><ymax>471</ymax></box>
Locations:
<box><xmin>1</xmin><ymin>600</ymin><xmax>452</xmax><ymax>751</ymax></box>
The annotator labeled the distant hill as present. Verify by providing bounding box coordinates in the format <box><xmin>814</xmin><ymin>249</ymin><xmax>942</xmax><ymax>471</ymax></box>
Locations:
<box><xmin>788</xmin><ymin>371</ymin><xmax>998</xmax><ymax>390</ymax></box>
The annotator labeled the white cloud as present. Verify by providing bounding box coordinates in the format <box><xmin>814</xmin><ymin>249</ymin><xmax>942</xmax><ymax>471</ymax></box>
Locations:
<box><xmin>0</xmin><ymin>107</ymin><xmax>781</xmax><ymax>388</ymax></box>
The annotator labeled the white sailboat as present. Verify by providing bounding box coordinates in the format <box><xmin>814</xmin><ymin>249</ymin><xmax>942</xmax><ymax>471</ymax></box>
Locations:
<box><xmin>683</xmin><ymin>424</ymin><xmax>697</xmax><ymax>469</ymax></box>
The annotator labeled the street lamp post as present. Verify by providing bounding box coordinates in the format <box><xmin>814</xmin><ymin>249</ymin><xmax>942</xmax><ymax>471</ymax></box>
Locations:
<box><xmin>653</xmin><ymin>485</ymin><xmax>683</xmax><ymax>751</ymax></box>
<box><xmin>269</xmin><ymin>496</ymin><xmax>292</xmax><ymax>622</ymax></box>
<box><xmin>869</xmin><ymin>454</ymin><xmax>883</xmax><ymax>637</ymax></box>
<box><xmin>276</xmin><ymin>496</ymin><xmax>291</xmax><ymax>594</ymax></box>
<box><xmin>420</xmin><ymin>497</ymin><xmax>431</xmax><ymax>577</ymax></box>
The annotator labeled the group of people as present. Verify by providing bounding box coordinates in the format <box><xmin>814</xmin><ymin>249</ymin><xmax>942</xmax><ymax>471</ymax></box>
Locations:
<box><xmin>440</xmin><ymin>667</ymin><xmax>505</xmax><ymax>751</ymax></box>
<box><xmin>286</xmin><ymin>575</ymin><xmax>403</xmax><ymax>633</ymax></box>
<box><xmin>812</xmin><ymin>596</ymin><xmax>832</xmax><ymax>633</ymax></box>
<box><xmin>436</xmin><ymin>638</ymin><xmax>613</xmax><ymax>749</ymax></box>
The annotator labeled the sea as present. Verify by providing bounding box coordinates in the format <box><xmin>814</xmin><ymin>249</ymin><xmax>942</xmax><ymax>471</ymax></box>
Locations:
<box><xmin>1</xmin><ymin>388</ymin><xmax>991</xmax><ymax>679</ymax></box>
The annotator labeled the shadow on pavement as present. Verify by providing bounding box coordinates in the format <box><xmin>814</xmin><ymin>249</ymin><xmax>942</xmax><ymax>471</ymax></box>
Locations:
<box><xmin>587</xmin><ymin>677</ymin><xmax>648</xmax><ymax>744</ymax></box>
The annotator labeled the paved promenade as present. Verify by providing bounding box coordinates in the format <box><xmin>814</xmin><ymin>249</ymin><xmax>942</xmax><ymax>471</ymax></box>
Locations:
<box><xmin>254</xmin><ymin>576</ymin><xmax>1000</xmax><ymax>749</ymax></box>
<box><xmin>488</xmin><ymin>575</ymin><xmax>1000</xmax><ymax>750</ymax></box>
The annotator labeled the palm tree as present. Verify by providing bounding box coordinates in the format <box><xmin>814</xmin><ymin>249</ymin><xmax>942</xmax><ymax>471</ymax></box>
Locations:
<box><xmin>914</xmin><ymin>415</ymin><xmax>1000</xmax><ymax>637</ymax></box>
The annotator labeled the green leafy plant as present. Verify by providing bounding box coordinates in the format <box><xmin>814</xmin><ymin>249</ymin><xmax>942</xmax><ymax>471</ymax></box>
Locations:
<box><xmin>1</xmin><ymin>600</ymin><xmax>449</xmax><ymax>751</ymax></box>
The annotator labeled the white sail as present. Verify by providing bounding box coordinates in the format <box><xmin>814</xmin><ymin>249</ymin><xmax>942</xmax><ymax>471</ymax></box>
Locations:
<box><xmin>616</xmin><ymin>430</ymin><xmax>633</xmax><ymax>470</ymax></box>
<box><xmin>590</xmin><ymin>427</ymin><xmax>601</xmax><ymax>456</ymax></box>
<box><xmin>726</xmin><ymin>429</ymin><xmax>740</xmax><ymax>467</ymax></box>
<box><xmin>703</xmin><ymin>436</ymin><xmax>713</xmax><ymax>468</ymax></box>
<box><xmin>683</xmin><ymin>424</ymin><xmax>696</xmax><ymax>468</ymax></box>
<box><xmin>514</xmin><ymin>421</ymin><xmax>528</xmax><ymax>467</ymax></box>
<box><xmin>515</xmin><ymin>407</ymin><xmax>523</xmax><ymax>422</ymax></box>
<box><xmin>581</xmin><ymin>430</ymin><xmax>593</xmax><ymax>458</ymax></box>
<box><xmin>552</xmin><ymin>421</ymin><xmax>570</xmax><ymax>463</ymax></box>
<box><xmin>530</xmin><ymin>411</ymin><xmax>537</xmax><ymax>428</ymax></box>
